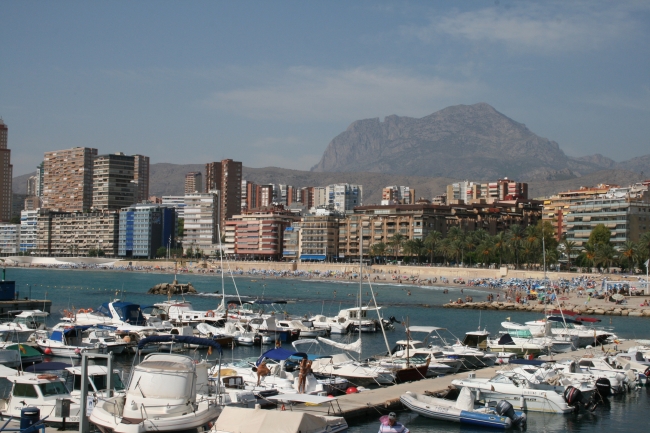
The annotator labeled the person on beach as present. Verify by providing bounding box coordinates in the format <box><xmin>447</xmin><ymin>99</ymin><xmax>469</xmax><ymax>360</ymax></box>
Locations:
<box><xmin>379</xmin><ymin>412</ymin><xmax>409</xmax><ymax>433</ymax></box>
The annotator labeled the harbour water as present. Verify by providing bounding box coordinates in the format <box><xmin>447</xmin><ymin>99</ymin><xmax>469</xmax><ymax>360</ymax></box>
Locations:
<box><xmin>3</xmin><ymin>267</ymin><xmax>650</xmax><ymax>432</ymax></box>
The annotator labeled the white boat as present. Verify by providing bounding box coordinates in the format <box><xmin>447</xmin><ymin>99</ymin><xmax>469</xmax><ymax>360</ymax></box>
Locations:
<box><xmin>276</xmin><ymin>319</ymin><xmax>328</xmax><ymax>338</ymax></box>
<box><xmin>442</xmin><ymin>330</ymin><xmax>497</xmax><ymax>369</ymax></box>
<box><xmin>501</xmin><ymin>321</ymin><xmax>577</xmax><ymax>353</ymax></box>
<box><xmin>212</xmin><ymin>401</ymin><xmax>347</xmax><ymax>433</ymax></box>
<box><xmin>65</xmin><ymin>300</ymin><xmax>148</xmax><ymax>328</ymax></box>
<box><xmin>487</xmin><ymin>333</ymin><xmax>546</xmax><ymax>356</ymax></box>
<box><xmin>90</xmin><ymin>352</ymin><xmax>221</xmax><ymax>433</ymax></box>
<box><xmin>63</xmin><ymin>365</ymin><xmax>126</xmax><ymax>397</ymax></box>
<box><xmin>0</xmin><ymin>348</ymin><xmax>21</xmax><ymax>367</ymax></box>
<box><xmin>389</xmin><ymin>340</ymin><xmax>461</xmax><ymax>374</ymax></box>
<box><xmin>35</xmin><ymin>325</ymin><xmax>103</xmax><ymax>357</ymax></box>
<box><xmin>525</xmin><ymin>317</ymin><xmax>611</xmax><ymax>347</ymax></box>
<box><xmin>310</xmin><ymin>314</ymin><xmax>350</xmax><ymax>334</ymax></box>
<box><xmin>82</xmin><ymin>328</ymin><xmax>128</xmax><ymax>354</ymax></box>
<box><xmin>574</xmin><ymin>356</ymin><xmax>639</xmax><ymax>391</ymax></box>
<box><xmin>310</xmin><ymin>352</ymin><xmax>394</xmax><ymax>386</ymax></box>
<box><xmin>451</xmin><ymin>370</ymin><xmax>597</xmax><ymax>414</ymax></box>
<box><xmin>401</xmin><ymin>388</ymin><xmax>526</xmax><ymax>429</ymax></box>
<box><xmin>0</xmin><ymin>310</ymin><xmax>49</xmax><ymax>342</ymax></box>
<box><xmin>0</xmin><ymin>373</ymin><xmax>82</xmax><ymax>427</ymax></box>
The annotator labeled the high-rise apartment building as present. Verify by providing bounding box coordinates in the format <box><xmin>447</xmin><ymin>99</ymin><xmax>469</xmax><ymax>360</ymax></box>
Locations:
<box><xmin>326</xmin><ymin>183</ymin><xmax>362</xmax><ymax>213</ymax></box>
<box><xmin>118</xmin><ymin>203</ymin><xmax>176</xmax><ymax>259</ymax></box>
<box><xmin>35</xmin><ymin>162</ymin><xmax>44</xmax><ymax>198</ymax></box>
<box><xmin>185</xmin><ymin>171</ymin><xmax>203</xmax><ymax>194</ymax></box>
<box><xmin>92</xmin><ymin>153</ymin><xmax>136</xmax><ymax>211</ymax></box>
<box><xmin>43</xmin><ymin>147</ymin><xmax>97</xmax><ymax>212</ymax></box>
<box><xmin>133</xmin><ymin>155</ymin><xmax>150</xmax><ymax>203</ymax></box>
<box><xmin>241</xmin><ymin>180</ymin><xmax>260</xmax><ymax>210</ymax></box>
<box><xmin>259</xmin><ymin>185</ymin><xmax>273</xmax><ymax>207</ymax></box>
<box><xmin>447</xmin><ymin>178</ymin><xmax>528</xmax><ymax>205</ymax></box>
<box><xmin>0</xmin><ymin>119</ymin><xmax>12</xmax><ymax>221</ymax></box>
<box><xmin>183</xmin><ymin>191</ymin><xmax>220</xmax><ymax>256</ymax></box>
<box><xmin>381</xmin><ymin>186</ymin><xmax>414</xmax><ymax>205</ymax></box>
<box><xmin>19</xmin><ymin>210</ymin><xmax>38</xmax><ymax>252</ymax></box>
<box><xmin>205</xmin><ymin>159</ymin><xmax>242</xmax><ymax>232</ymax></box>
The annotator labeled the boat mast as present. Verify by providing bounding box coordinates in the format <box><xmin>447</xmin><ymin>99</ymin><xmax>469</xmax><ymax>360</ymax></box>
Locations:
<box><xmin>367</xmin><ymin>273</ymin><xmax>391</xmax><ymax>357</ymax></box>
<box><xmin>358</xmin><ymin>237</ymin><xmax>363</xmax><ymax>362</ymax></box>
<box><xmin>218</xmin><ymin>224</ymin><xmax>226</xmax><ymax>311</ymax></box>
<box><xmin>406</xmin><ymin>317</ymin><xmax>410</xmax><ymax>368</ymax></box>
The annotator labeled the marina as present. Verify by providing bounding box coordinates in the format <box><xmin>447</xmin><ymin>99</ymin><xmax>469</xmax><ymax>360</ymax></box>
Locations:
<box><xmin>0</xmin><ymin>267</ymin><xmax>649</xmax><ymax>433</ymax></box>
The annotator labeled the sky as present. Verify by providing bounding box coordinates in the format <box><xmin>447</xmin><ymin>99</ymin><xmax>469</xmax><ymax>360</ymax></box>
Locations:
<box><xmin>1</xmin><ymin>1</ymin><xmax>649</xmax><ymax>176</ymax></box>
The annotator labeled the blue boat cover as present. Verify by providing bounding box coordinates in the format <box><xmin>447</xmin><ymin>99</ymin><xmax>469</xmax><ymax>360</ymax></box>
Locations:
<box><xmin>137</xmin><ymin>335</ymin><xmax>222</xmax><ymax>354</ymax></box>
<box><xmin>256</xmin><ymin>348</ymin><xmax>308</xmax><ymax>366</ymax></box>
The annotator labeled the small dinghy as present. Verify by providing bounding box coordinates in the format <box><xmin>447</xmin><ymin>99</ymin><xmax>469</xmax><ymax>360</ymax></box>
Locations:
<box><xmin>400</xmin><ymin>388</ymin><xmax>526</xmax><ymax>429</ymax></box>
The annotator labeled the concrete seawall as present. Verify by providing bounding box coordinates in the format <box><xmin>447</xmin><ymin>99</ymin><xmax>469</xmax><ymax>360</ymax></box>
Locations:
<box><xmin>443</xmin><ymin>301</ymin><xmax>650</xmax><ymax>318</ymax></box>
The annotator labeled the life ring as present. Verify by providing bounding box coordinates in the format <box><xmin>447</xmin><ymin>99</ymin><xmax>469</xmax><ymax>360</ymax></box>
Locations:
<box><xmin>228</xmin><ymin>303</ymin><xmax>237</xmax><ymax>310</ymax></box>
<box><xmin>78</xmin><ymin>308</ymin><xmax>87</xmax><ymax>314</ymax></box>
<box><xmin>86</xmin><ymin>308</ymin><xmax>93</xmax><ymax>313</ymax></box>
<box><xmin>206</xmin><ymin>310</ymin><xmax>215</xmax><ymax>318</ymax></box>
<box><xmin>37</xmin><ymin>374</ymin><xmax>58</xmax><ymax>381</ymax></box>
<box><xmin>63</xmin><ymin>310</ymin><xmax>73</xmax><ymax>318</ymax></box>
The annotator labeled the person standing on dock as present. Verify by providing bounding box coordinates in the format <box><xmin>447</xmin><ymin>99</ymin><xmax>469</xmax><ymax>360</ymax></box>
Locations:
<box><xmin>379</xmin><ymin>413</ymin><xmax>409</xmax><ymax>433</ymax></box>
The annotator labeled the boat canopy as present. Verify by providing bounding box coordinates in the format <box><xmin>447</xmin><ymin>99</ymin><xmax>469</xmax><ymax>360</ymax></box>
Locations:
<box><xmin>98</xmin><ymin>301</ymin><xmax>147</xmax><ymax>326</ymax></box>
<box><xmin>25</xmin><ymin>361</ymin><xmax>73</xmax><ymax>372</ymax></box>
<box><xmin>547</xmin><ymin>316</ymin><xmax>581</xmax><ymax>325</ymax></box>
<box><xmin>137</xmin><ymin>335</ymin><xmax>223</xmax><ymax>354</ymax></box>
<box><xmin>497</xmin><ymin>334</ymin><xmax>516</xmax><ymax>346</ymax></box>
<box><xmin>215</xmin><ymin>405</ymin><xmax>343</xmax><ymax>433</ymax></box>
<box><xmin>317</xmin><ymin>337</ymin><xmax>362</xmax><ymax>354</ymax></box>
<box><xmin>407</xmin><ymin>326</ymin><xmax>446</xmax><ymax>333</ymax></box>
<box><xmin>256</xmin><ymin>348</ymin><xmax>307</xmax><ymax>366</ymax></box>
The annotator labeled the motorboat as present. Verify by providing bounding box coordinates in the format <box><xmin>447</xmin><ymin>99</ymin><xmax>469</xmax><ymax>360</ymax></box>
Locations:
<box><xmin>211</xmin><ymin>402</ymin><xmax>348</xmax><ymax>433</ymax></box>
<box><xmin>451</xmin><ymin>369</ymin><xmax>598</xmax><ymax>414</ymax></box>
<box><xmin>0</xmin><ymin>373</ymin><xmax>81</xmax><ymax>427</ymax></box>
<box><xmin>0</xmin><ymin>342</ymin><xmax>43</xmax><ymax>365</ymax></box>
<box><xmin>500</xmin><ymin>321</ymin><xmax>577</xmax><ymax>353</ymax></box>
<box><xmin>276</xmin><ymin>319</ymin><xmax>328</xmax><ymax>338</ymax></box>
<box><xmin>90</xmin><ymin>336</ymin><xmax>223</xmax><ymax>433</ymax></box>
<box><xmin>574</xmin><ymin>356</ymin><xmax>640</xmax><ymax>391</ymax></box>
<box><xmin>0</xmin><ymin>348</ymin><xmax>20</xmax><ymax>367</ymax></box>
<box><xmin>487</xmin><ymin>333</ymin><xmax>546</xmax><ymax>357</ymax></box>
<box><xmin>401</xmin><ymin>388</ymin><xmax>526</xmax><ymax>429</ymax></box>
<box><xmin>248</xmin><ymin>316</ymin><xmax>299</xmax><ymax>344</ymax></box>
<box><xmin>35</xmin><ymin>325</ymin><xmax>103</xmax><ymax>357</ymax></box>
<box><xmin>198</xmin><ymin>322</ymin><xmax>259</xmax><ymax>346</ymax></box>
<box><xmin>443</xmin><ymin>330</ymin><xmax>497</xmax><ymax>369</ymax></box>
<box><xmin>334</xmin><ymin>306</ymin><xmax>378</xmax><ymax>333</ymax></box>
<box><xmin>82</xmin><ymin>328</ymin><xmax>128</xmax><ymax>354</ymax></box>
<box><xmin>0</xmin><ymin>310</ymin><xmax>49</xmax><ymax>342</ymax></box>
<box><xmin>309</xmin><ymin>314</ymin><xmax>350</xmax><ymax>334</ymax></box>
<box><xmin>65</xmin><ymin>300</ymin><xmax>148</xmax><ymax>328</ymax></box>
<box><xmin>309</xmin><ymin>353</ymin><xmax>394</xmax><ymax>386</ymax></box>
<box><xmin>145</xmin><ymin>300</ymin><xmax>226</xmax><ymax>327</ymax></box>
<box><xmin>525</xmin><ymin>317</ymin><xmax>611</xmax><ymax>347</ymax></box>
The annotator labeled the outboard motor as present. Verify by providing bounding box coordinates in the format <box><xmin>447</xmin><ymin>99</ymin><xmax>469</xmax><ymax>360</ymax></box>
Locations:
<box><xmin>564</xmin><ymin>386</ymin><xmax>600</xmax><ymax>412</ymax></box>
<box><xmin>495</xmin><ymin>400</ymin><xmax>527</xmax><ymax>428</ymax></box>
<box><xmin>595</xmin><ymin>377</ymin><xmax>612</xmax><ymax>400</ymax></box>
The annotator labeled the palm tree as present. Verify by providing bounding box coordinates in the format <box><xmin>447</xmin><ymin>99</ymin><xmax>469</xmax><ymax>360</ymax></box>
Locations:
<box><xmin>389</xmin><ymin>233</ymin><xmax>406</xmax><ymax>261</ymax></box>
<box><xmin>476</xmin><ymin>238</ymin><xmax>495</xmax><ymax>265</ymax></box>
<box><xmin>583</xmin><ymin>243</ymin><xmax>598</xmax><ymax>271</ymax></box>
<box><xmin>493</xmin><ymin>232</ymin><xmax>507</xmax><ymax>267</ymax></box>
<box><xmin>619</xmin><ymin>241</ymin><xmax>637</xmax><ymax>270</ymax></box>
<box><xmin>507</xmin><ymin>225</ymin><xmax>525</xmax><ymax>269</ymax></box>
<box><xmin>424</xmin><ymin>231</ymin><xmax>442</xmax><ymax>264</ymax></box>
<box><xmin>561</xmin><ymin>239</ymin><xmax>578</xmax><ymax>271</ymax></box>
<box><xmin>596</xmin><ymin>244</ymin><xmax>618</xmax><ymax>272</ymax></box>
<box><xmin>369</xmin><ymin>242</ymin><xmax>387</xmax><ymax>264</ymax></box>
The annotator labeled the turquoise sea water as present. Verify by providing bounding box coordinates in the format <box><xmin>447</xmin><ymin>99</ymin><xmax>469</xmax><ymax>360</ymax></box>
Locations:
<box><xmin>4</xmin><ymin>267</ymin><xmax>650</xmax><ymax>432</ymax></box>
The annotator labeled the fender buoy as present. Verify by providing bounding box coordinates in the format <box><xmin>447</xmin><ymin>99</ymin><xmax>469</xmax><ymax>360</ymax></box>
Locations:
<box><xmin>281</xmin><ymin>404</ymin><xmax>286</xmax><ymax>411</ymax></box>
<box><xmin>44</xmin><ymin>348</ymin><xmax>52</xmax><ymax>355</ymax></box>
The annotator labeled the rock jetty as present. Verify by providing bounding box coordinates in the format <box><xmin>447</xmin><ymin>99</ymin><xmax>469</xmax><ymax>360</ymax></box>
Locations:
<box><xmin>147</xmin><ymin>282</ymin><xmax>196</xmax><ymax>295</ymax></box>
<box><xmin>444</xmin><ymin>301</ymin><xmax>650</xmax><ymax>317</ymax></box>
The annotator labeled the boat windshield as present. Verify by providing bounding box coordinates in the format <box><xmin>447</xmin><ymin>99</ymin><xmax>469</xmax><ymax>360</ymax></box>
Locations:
<box><xmin>39</xmin><ymin>381</ymin><xmax>69</xmax><ymax>397</ymax></box>
<box><xmin>489</xmin><ymin>374</ymin><xmax>514</xmax><ymax>384</ymax></box>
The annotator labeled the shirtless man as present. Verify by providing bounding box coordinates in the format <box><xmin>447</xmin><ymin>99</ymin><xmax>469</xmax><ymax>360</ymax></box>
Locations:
<box><xmin>256</xmin><ymin>361</ymin><xmax>270</xmax><ymax>386</ymax></box>
<box><xmin>298</xmin><ymin>359</ymin><xmax>312</xmax><ymax>393</ymax></box>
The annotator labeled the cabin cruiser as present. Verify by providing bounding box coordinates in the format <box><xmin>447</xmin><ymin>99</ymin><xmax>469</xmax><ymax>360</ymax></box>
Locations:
<box><xmin>501</xmin><ymin>321</ymin><xmax>577</xmax><ymax>353</ymax></box>
<box><xmin>309</xmin><ymin>353</ymin><xmax>394</xmax><ymax>386</ymax></box>
<box><xmin>442</xmin><ymin>330</ymin><xmax>497</xmax><ymax>369</ymax></box>
<box><xmin>65</xmin><ymin>300</ymin><xmax>148</xmax><ymax>328</ymax></box>
<box><xmin>0</xmin><ymin>310</ymin><xmax>48</xmax><ymax>342</ymax></box>
<box><xmin>389</xmin><ymin>339</ymin><xmax>462</xmax><ymax>374</ymax></box>
<box><xmin>525</xmin><ymin>316</ymin><xmax>611</xmax><ymax>347</ymax></box>
<box><xmin>63</xmin><ymin>365</ymin><xmax>126</xmax><ymax>397</ymax></box>
<box><xmin>35</xmin><ymin>325</ymin><xmax>103</xmax><ymax>357</ymax></box>
<box><xmin>90</xmin><ymin>350</ymin><xmax>222</xmax><ymax>433</ymax></box>
<box><xmin>486</xmin><ymin>333</ymin><xmax>546</xmax><ymax>357</ymax></box>
<box><xmin>573</xmin><ymin>356</ymin><xmax>640</xmax><ymax>391</ymax></box>
<box><xmin>145</xmin><ymin>300</ymin><xmax>226</xmax><ymax>327</ymax></box>
<box><xmin>309</xmin><ymin>314</ymin><xmax>350</xmax><ymax>334</ymax></box>
<box><xmin>276</xmin><ymin>319</ymin><xmax>328</xmax><ymax>338</ymax></box>
<box><xmin>82</xmin><ymin>328</ymin><xmax>128</xmax><ymax>354</ymax></box>
<box><xmin>248</xmin><ymin>316</ymin><xmax>299</xmax><ymax>344</ymax></box>
<box><xmin>0</xmin><ymin>374</ymin><xmax>82</xmax><ymax>427</ymax></box>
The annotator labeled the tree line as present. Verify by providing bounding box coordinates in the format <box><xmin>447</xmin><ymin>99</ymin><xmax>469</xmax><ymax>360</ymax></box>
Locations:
<box><xmin>368</xmin><ymin>222</ymin><xmax>650</xmax><ymax>272</ymax></box>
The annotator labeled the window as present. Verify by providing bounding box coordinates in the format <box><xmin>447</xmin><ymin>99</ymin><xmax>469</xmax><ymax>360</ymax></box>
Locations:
<box><xmin>13</xmin><ymin>383</ymin><xmax>38</xmax><ymax>398</ymax></box>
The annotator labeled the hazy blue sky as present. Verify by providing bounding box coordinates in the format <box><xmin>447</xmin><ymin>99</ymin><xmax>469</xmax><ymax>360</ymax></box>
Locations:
<box><xmin>1</xmin><ymin>1</ymin><xmax>649</xmax><ymax>176</ymax></box>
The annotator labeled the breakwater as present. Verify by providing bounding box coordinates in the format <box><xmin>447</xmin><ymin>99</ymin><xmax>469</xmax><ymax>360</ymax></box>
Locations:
<box><xmin>444</xmin><ymin>301</ymin><xmax>650</xmax><ymax>317</ymax></box>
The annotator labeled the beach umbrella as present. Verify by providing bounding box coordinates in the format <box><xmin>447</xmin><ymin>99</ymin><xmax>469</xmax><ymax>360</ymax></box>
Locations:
<box><xmin>612</xmin><ymin>294</ymin><xmax>625</xmax><ymax>301</ymax></box>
